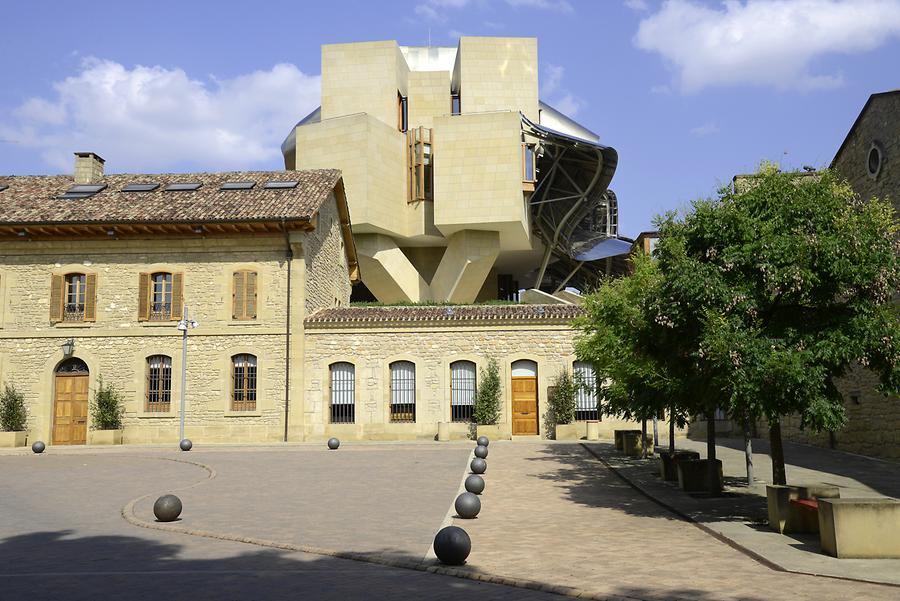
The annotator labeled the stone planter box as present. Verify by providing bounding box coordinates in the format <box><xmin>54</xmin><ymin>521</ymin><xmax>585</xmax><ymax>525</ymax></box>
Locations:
<box><xmin>475</xmin><ymin>424</ymin><xmax>511</xmax><ymax>441</ymax></box>
<box><xmin>658</xmin><ymin>450</ymin><xmax>701</xmax><ymax>481</ymax></box>
<box><xmin>818</xmin><ymin>498</ymin><xmax>900</xmax><ymax>558</ymax></box>
<box><xmin>554</xmin><ymin>422</ymin><xmax>584</xmax><ymax>440</ymax></box>
<box><xmin>586</xmin><ymin>420</ymin><xmax>600</xmax><ymax>441</ymax></box>
<box><xmin>614</xmin><ymin>429</ymin><xmax>641</xmax><ymax>451</ymax></box>
<box><xmin>88</xmin><ymin>429</ymin><xmax>124</xmax><ymax>445</ymax></box>
<box><xmin>677</xmin><ymin>458</ymin><xmax>723</xmax><ymax>492</ymax></box>
<box><xmin>766</xmin><ymin>484</ymin><xmax>840</xmax><ymax>534</ymax></box>
<box><xmin>622</xmin><ymin>431</ymin><xmax>654</xmax><ymax>457</ymax></box>
<box><xmin>0</xmin><ymin>431</ymin><xmax>27</xmax><ymax>447</ymax></box>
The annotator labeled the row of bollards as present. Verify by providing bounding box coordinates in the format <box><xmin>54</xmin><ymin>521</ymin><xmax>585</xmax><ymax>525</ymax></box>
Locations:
<box><xmin>432</xmin><ymin>435</ymin><xmax>491</xmax><ymax>565</ymax></box>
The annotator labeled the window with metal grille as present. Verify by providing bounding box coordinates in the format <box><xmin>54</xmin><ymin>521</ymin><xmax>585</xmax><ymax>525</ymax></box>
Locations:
<box><xmin>150</xmin><ymin>273</ymin><xmax>173</xmax><ymax>321</ymax></box>
<box><xmin>64</xmin><ymin>273</ymin><xmax>86</xmax><ymax>321</ymax></box>
<box><xmin>573</xmin><ymin>361</ymin><xmax>599</xmax><ymax>421</ymax></box>
<box><xmin>329</xmin><ymin>362</ymin><xmax>355</xmax><ymax>423</ymax></box>
<box><xmin>146</xmin><ymin>355</ymin><xmax>172</xmax><ymax>412</ymax></box>
<box><xmin>450</xmin><ymin>361</ymin><xmax>476</xmax><ymax>422</ymax></box>
<box><xmin>390</xmin><ymin>361</ymin><xmax>416</xmax><ymax>423</ymax></box>
<box><xmin>232</xmin><ymin>354</ymin><xmax>257</xmax><ymax>412</ymax></box>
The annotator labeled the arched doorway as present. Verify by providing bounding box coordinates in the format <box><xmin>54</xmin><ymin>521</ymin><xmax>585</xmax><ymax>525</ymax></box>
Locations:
<box><xmin>511</xmin><ymin>360</ymin><xmax>538</xmax><ymax>435</ymax></box>
<box><xmin>52</xmin><ymin>358</ymin><xmax>90</xmax><ymax>445</ymax></box>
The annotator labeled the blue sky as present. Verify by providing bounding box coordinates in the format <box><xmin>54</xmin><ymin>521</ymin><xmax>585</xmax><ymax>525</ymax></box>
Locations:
<box><xmin>2</xmin><ymin>0</ymin><xmax>899</xmax><ymax>236</ymax></box>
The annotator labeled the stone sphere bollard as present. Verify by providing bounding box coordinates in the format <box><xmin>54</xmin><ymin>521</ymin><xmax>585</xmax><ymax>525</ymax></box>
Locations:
<box><xmin>464</xmin><ymin>474</ymin><xmax>485</xmax><ymax>495</ymax></box>
<box><xmin>327</xmin><ymin>437</ymin><xmax>340</xmax><ymax>450</ymax></box>
<box><xmin>179</xmin><ymin>439</ymin><xmax>192</xmax><ymax>452</ymax></box>
<box><xmin>433</xmin><ymin>525</ymin><xmax>471</xmax><ymax>565</ymax></box>
<box><xmin>476</xmin><ymin>435</ymin><xmax>490</xmax><ymax>447</ymax></box>
<box><xmin>455</xmin><ymin>492</ymin><xmax>481</xmax><ymax>519</ymax></box>
<box><xmin>474</xmin><ymin>444</ymin><xmax>488</xmax><ymax>459</ymax></box>
<box><xmin>153</xmin><ymin>494</ymin><xmax>183</xmax><ymax>522</ymax></box>
<box><xmin>31</xmin><ymin>441</ymin><xmax>45</xmax><ymax>454</ymax></box>
<box><xmin>470</xmin><ymin>457</ymin><xmax>487</xmax><ymax>474</ymax></box>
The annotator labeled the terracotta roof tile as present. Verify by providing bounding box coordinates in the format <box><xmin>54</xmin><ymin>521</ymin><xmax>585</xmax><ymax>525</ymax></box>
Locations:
<box><xmin>304</xmin><ymin>304</ymin><xmax>584</xmax><ymax>325</ymax></box>
<box><xmin>0</xmin><ymin>169</ymin><xmax>341</xmax><ymax>225</ymax></box>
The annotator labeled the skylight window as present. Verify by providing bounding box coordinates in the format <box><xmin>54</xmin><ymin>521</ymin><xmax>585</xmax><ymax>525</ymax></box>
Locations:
<box><xmin>165</xmin><ymin>183</ymin><xmax>202</xmax><ymax>192</ymax></box>
<box><xmin>220</xmin><ymin>181</ymin><xmax>255</xmax><ymax>190</ymax></box>
<box><xmin>263</xmin><ymin>180</ymin><xmax>298</xmax><ymax>189</ymax></box>
<box><xmin>122</xmin><ymin>183</ymin><xmax>160</xmax><ymax>192</ymax></box>
<box><xmin>56</xmin><ymin>183</ymin><xmax>107</xmax><ymax>200</ymax></box>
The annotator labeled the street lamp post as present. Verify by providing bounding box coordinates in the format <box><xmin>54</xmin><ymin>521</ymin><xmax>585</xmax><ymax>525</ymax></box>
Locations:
<box><xmin>176</xmin><ymin>306</ymin><xmax>199</xmax><ymax>442</ymax></box>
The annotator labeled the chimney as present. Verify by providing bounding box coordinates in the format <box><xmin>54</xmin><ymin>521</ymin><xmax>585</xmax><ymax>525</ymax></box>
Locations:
<box><xmin>74</xmin><ymin>152</ymin><xmax>105</xmax><ymax>184</ymax></box>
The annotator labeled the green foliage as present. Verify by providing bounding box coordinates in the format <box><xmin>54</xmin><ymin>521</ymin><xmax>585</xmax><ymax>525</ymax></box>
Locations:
<box><xmin>653</xmin><ymin>166</ymin><xmax>900</xmax><ymax>431</ymax></box>
<box><xmin>90</xmin><ymin>376</ymin><xmax>125</xmax><ymax>431</ymax></box>
<box><xmin>0</xmin><ymin>384</ymin><xmax>28</xmax><ymax>432</ymax></box>
<box><xmin>548</xmin><ymin>368</ymin><xmax>579</xmax><ymax>425</ymax></box>
<box><xmin>473</xmin><ymin>358</ymin><xmax>501</xmax><ymax>425</ymax></box>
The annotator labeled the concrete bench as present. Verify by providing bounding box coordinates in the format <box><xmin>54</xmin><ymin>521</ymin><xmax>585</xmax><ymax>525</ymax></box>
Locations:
<box><xmin>622</xmin><ymin>430</ymin><xmax>654</xmax><ymax>457</ymax></box>
<box><xmin>676</xmin><ymin>458</ymin><xmax>723</xmax><ymax>492</ymax></box>
<box><xmin>767</xmin><ymin>484</ymin><xmax>840</xmax><ymax>534</ymax></box>
<box><xmin>818</xmin><ymin>498</ymin><xmax>900</xmax><ymax>558</ymax></box>
<box><xmin>658</xmin><ymin>450</ymin><xmax>701</xmax><ymax>481</ymax></box>
<box><xmin>614</xmin><ymin>429</ymin><xmax>641</xmax><ymax>452</ymax></box>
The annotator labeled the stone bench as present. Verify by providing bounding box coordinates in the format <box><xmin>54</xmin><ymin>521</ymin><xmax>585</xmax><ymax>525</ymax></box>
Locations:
<box><xmin>676</xmin><ymin>458</ymin><xmax>723</xmax><ymax>493</ymax></box>
<box><xmin>767</xmin><ymin>484</ymin><xmax>840</xmax><ymax>534</ymax></box>
<box><xmin>614</xmin><ymin>429</ymin><xmax>641</xmax><ymax>451</ymax></box>
<box><xmin>658</xmin><ymin>450</ymin><xmax>701</xmax><ymax>481</ymax></box>
<box><xmin>622</xmin><ymin>430</ymin><xmax>654</xmax><ymax>457</ymax></box>
<box><xmin>818</xmin><ymin>498</ymin><xmax>900</xmax><ymax>558</ymax></box>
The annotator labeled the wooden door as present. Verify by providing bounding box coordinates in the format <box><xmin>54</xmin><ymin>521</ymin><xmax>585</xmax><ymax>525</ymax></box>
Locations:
<box><xmin>53</xmin><ymin>374</ymin><xmax>89</xmax><ymax>445</ymax></box>
<box><xmin>511</xmin><ymin>376</ymin><xmax>538</xmax><ymax>435</ymax></box>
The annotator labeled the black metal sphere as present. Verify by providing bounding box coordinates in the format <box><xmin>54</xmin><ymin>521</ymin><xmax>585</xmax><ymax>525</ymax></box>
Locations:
<box><xmin>476</xmin><ymin>435</ymin><xmax>490</xmax><ymax>447</ymax></box>
<box><xmin>327</xmin><ymin>437</ymin><xmax>340</xmax><ymax>450</ymax></box>
<box><xmin>455</xmin><ymin>492</ymin><xmax>481</xmax><ymax>519</ymax></box>
<box><xmin>464</xmin><ymin>474</ymin><xmax>485</xmax><ymax>495</ymax></box>
<box><xmin>153</xmin><ymin>494</ymin><xmax>183</xmax><ymax>522</ymax></box>
<box><xmin>179</xmin><ymin>439</ymin><xmax>192</xmax><ymax>451</ymax></box>
<box><xmin>474</xmin><ymin>444</ymin><xmax>489</xmax><ymax>459</ymax></box>
<box><xmin>433</xmin><ymin>525</ymin><xmax>471</xmax><ymax>565</ymax></box>
<box><xmin>470</xmin><ymin>457</ymin><xmax>487</xmax><ymax>474</ymax></box>
<box><xmin>31</xmin><ymin>441</ymin><xmax>45</xmax><ymax>454</ymax></box>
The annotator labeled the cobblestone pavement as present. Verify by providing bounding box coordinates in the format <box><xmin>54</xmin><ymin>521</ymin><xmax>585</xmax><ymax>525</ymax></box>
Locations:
<box><xmin>450</xmin><ymin>442</ymin><xmax>900</xmax><ymax>601</ymax></box>
<box><xmin>0</xmin><ymin>448</ymin><xmax>558</xmax><ymax>601</ymax></box>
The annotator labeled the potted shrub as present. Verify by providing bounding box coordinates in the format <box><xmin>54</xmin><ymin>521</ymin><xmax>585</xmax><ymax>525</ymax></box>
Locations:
<box><xmin>88</xmin><ymin>376</ymin><xmax>125</xmax><ymax>445</ymax></box>
<box><xmin>472</xmin><ymin>358</ymin><xmax>509</xmax><ymax>440</ymax></box>
<box><xmin>548</xmin><ymin>368</ymin><xmax>583</xmax><ymax>440</ymax></box>
<box><xmin>0</xmin><ymin>384</ymin><xmax>28</xmax><ymax>447</ymax></box>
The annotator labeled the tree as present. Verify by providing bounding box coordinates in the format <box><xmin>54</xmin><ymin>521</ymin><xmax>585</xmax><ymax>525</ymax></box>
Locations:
<box><xmin>90</xmin><ymin>376</ymin><xmax>125</xmax><ymax>430</ymax></box>
<box><xmin>0</xmin><ymin>384</ymin><xmax>27</xmax><ymax>432</ymax></box>
<box><xmin>654</xmin><ymin>164</ymin><xmax>900</xmax><ymax>485</ymax></box>
<box><xmin>576</xmin><ymin>253</ymin><xmax>696</xmax><ymax>459</ymax></box>
<box><xmin>548</xmin><ymin>368</ymin><xmax>578</xmax><ymax>426</ymax></box>
<box><xmin>473</xmin><ymin>358</ymin><xmax>501</xmax><ymax>425</ymax></box>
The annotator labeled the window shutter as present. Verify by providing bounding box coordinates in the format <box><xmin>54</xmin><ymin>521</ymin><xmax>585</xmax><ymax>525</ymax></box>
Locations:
<box><xmin>170</xmin><ymin>272</ymin><xmax>184</xmax><ymax>320</ymax></box>
<box><xmin>232</xmin><ymin>271</ymin><xmax>244</xmax><ymax>319</ymax></box>
<box><xmin>49</xmin><ymin>274</ymin><xmax>64</xmax><ymax>322</ymax></box>
<box><xmin>246</xmin><ymin>271</ymin><xmax>257</xmax><ymax>319</ymax></box>
<box><xmin>83</xmin><ymin>273</ymin><xmax>97</xmax><ymax>321</ymax></box>
<box><xmin>137</xmin><ymin>273</ymin><xmax>150</xmax><ymax>321</ymax></box>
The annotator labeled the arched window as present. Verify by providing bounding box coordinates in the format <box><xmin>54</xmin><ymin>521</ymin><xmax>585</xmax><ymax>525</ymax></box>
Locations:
<box><xmin>330</xmin><ymin>362</ymin><xmax>355</xmax><ymax>424</ymax></box>
<box><xmin>232</xmin><ymin>354</ymin><xmax>257</xmax><ymax>412</ymax></box>
<box><xmin>389</xmin><ymin>361</ymin><xmax>415</xmax><ymax>423</ymax></box>
<box><xmin>573</xmin><ymin>361</ymin><xmax>599</xmax><ymax>421</ymax></box>
<box><xmin>146</xmin><ymin>355</ymin><xmax>172</xmax><ymax>412</ymax></box>
<box><xmin>450</xmin><ymin>361</ymin><xmax>476</xmax><ymax>422</ymax></box>
<box><xmin>56</xmin><ymin>357</ymin><xmax>89</xmax><ymax>374</ymax></box>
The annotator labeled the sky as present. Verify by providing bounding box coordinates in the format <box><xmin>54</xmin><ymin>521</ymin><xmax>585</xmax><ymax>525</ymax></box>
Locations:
<box><xmin>2</xmin><ymin>0</ymin><xmax>899</xmax><ymax>236</ymax></box>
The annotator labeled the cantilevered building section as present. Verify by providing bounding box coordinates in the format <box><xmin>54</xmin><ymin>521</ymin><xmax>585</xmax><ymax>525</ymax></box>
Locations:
<box><xmin>281</xmin><ymin>37</ymin><xmax>622</xmax><ymax>303</ymax></box>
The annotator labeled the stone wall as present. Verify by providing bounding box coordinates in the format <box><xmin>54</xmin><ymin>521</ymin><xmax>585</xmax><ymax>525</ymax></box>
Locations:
<box><xmin>303</xmin><ymin>319</ymin><xmax>649</xmax><ymax>441</ymax></box>
<box><xmin>304</xmin><ymin>194</ymin><xmax>353</xmax><ymax>313</ymax></box>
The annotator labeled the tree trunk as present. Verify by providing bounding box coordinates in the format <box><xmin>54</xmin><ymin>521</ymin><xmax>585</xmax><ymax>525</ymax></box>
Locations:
<box><xmin>641</xmin><ymin>416</ymin><xmax>648</xmax><ymax>459</ymax></box>
<box><xmin>770</xmin><ymin>419</ymin><xmax>787</xmax><ymax>485</ymax></box>
<box><xmin>743</xmin><ymin>416</ymin><xmax>754</xmax><ymax>486</ymax></box>
<box><xmin>707</xmin><ymin>410</ymin><xmax>718</xmax><ymax>493</ymax></box>
<box><xmin>669</xmin><ymin>403</ymin><xmax>676</xmax><ymax>454</ymax></box>
<box><xmin>652</xmin><ymin>415</ymin><xmax>659</xmax><ymax>449</ymax></box>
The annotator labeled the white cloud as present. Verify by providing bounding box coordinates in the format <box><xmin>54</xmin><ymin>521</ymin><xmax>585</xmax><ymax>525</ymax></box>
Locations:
<box><xmin>415</xmin><ymin>0</ymin><xmax>572</xmax><ymax>22</ymax></box>
<box><xmin>505</xmin><ymin>0</ymin><xmax>573</xmax><ymax>11</ymax></box>
<box><xmin>541</xmin><ymin>63</ymin><xmax>565</xmax><ymax>96</ymax></box>
<box><xmin>650</xmin><ymin>84</ymin><xmax>671</xmax><ymax>95</ymax></box>
<box><xmin>1</xmin><ymin>58</ymin><xmax>320</xmax><ymax>172</ymax></box>
<box><xmin>689</xmin><ymin>121</ymin><xmax>720</xmax><ymax>137</ymax></box>
<box><xmin>540</xmin><ymin>63</ymin><xmax>584</xmax><ymax>117</ymax></box>
<box><xmin>634</xmin><ymin>0</ymin><xmax>900</xmax><ymax>93</ymax></box>
<box><xmin>624</xmin><ymin>0</ymin><xmax>649</xmax><ymax>10</ymax></box>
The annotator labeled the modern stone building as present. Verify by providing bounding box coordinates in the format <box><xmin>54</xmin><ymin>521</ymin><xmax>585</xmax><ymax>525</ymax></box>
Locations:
<box><xmin>281</xmin><ymin>37</ymin><xmax>625</xmax><ymax>304</ymax></box>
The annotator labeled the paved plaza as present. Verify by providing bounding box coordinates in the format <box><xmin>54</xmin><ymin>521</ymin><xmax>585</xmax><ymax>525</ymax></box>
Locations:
<box><xmin>1</xmin><ymin>440</ymin><xmax>898</xmax><ymax>600</ymax></box>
